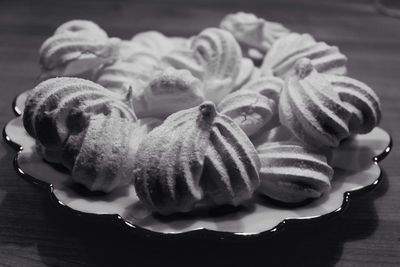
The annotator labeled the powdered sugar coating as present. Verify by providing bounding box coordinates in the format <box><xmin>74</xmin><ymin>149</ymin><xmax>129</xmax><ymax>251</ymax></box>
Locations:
<box><xmin>23</xmin><ymin>77</ymin><xmax>136</xmax><ymax>165</ymax></box>
<box><xmin>257</xmin><ymin>141</ymin><xmax>332</xmax><ymax>203</ymax></box>
<box><xmin>279</xmin><ymin>58</ymin><xmax>352</xmax><ymax>148</ymax></box>
<box><xmin>133</xmin><ymin>102</ymin><xmax>260</xmax><ymax>214</ymax></box>
<box><xmin>261</xmin><ymin>33</ymin><xmax>347</xmax><ymax>79</ymax></box>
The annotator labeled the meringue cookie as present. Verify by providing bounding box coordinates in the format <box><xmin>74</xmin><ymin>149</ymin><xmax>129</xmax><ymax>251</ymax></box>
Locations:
<box><xmin>241</xmin><ymin>76</ymin><xmax>283</xmax><ymax>103</ymax></box>
<box><xmin>133</xmin><ymin>102</ymin><xmax>260</xmax><ymax>214</ymax></box>
<box><xmin>132</xmin><ymin>67</ymin><xmax>205</xmax><ymax>118</ymax></box>
<box><xmin>62</xmin><ymin>114</ymin><xmax>160</xmax><ymax>173</ymax></box>
<box><xmin>39</xmin><ymin>22</ymin><xmax>120</xmax><ymax>79</ymax></box>
<box><xmin>69</xmin><ymin>112</ymin><xmax>135</xmax><ymax>192</ymax></box>
<box><xmin>257</xmin><ymin>141</ymin><xmax>333</xmax><ymax>203</ymax></box>
<box><xmin>170</xmin><ymin>36</ymin><xmax>193</xmax><ymax>50</ymax></box>
<box><xmin>231</xmin><ymin>57</ymin><xmax>256</xmax><ymax>92</ymax></box>
<box><xmin>94</xmin><ymin>60</ymin><xmax>156</xmax><ymax>95</ymax></box>
<box><xmin>54</xmin><ymin>20</ymin><xmax>108</xmax><ymax>39</ymax></box>
<box><xmin>261</xmin><ymin>33</ymin><xmax>347</xmax><ymax>79</ymax></box>
<box><xmin>201</xmin><ymin>106</ymin><xmax>261</xmax><ymax>206</ymax></box>
<box><xmin>192</xmin><ymin>28</ymin><xmax>242</xmax><ymax>103</ymax></box>
<box><xmin>218</xmin><ymin>90</ymin><xmax>276</xmax><ymax>137</ymax></box>
<box><xmin>161</xmin><ymin>48</ymin><xmax>204</xmax><ymax>79</ymax></box>
<box><xmin>220</xmin><ymin>12</ymin><xmax>290</xmax><ymax>55</ymax></box>
<box><xmin>133</xmin><ymin>103</ymin><xmax>214</xmax><ymax>214</ymax></box>
<box><xmin>131</xmin><ymin>31</ymin><xmax>175</xmax><ymax>59</ymax></box>
<box><xmin>251</xmin><ymin>125</ymin><xmax>296</xmax><ymax>148</ymax></box>
<box><xmin>325</xmin><ymin>75</ymin><xmax>381</xmax><ymax>134</ymax></box>
<box><xmin>23</xmin><ymin>77</ymin><xmax>136</xmax><ymax>164</ymax></box>
<box><xmin>117</xmin><ymin>40</ymin><xmax>159</xmax><ymax>63</ymax></box>
<box><xmin>279</xmin><ymin>58</ymin><xmax>352</xmax><ymax>148</ymax></box>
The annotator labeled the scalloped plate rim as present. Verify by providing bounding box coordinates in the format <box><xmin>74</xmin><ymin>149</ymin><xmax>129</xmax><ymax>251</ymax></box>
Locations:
<box><xmin>3</xmin><ymin>91</ymin><xmax>392</xmax><ymax>240</ymax></box>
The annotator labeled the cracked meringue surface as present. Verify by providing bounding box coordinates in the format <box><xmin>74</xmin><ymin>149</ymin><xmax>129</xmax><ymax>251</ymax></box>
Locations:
<box><xmin>218</xmin><ymin>90</ymin><xmax>276</xmax><ymax>137</ymax></box>
<box><xmin>133</xmin><ymin>102</ymin><xmax>260</xmax><ymax>214</ymax></box>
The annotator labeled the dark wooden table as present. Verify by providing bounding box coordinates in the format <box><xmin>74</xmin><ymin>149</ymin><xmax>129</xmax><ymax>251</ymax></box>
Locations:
<box><xmin>1</xmin><ymin>0</ymin><xmax>399</xmax><ymax>266</ymax></box>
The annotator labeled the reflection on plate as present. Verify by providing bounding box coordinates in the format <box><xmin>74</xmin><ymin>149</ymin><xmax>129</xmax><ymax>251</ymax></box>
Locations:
<box><xmin>3</xmin><ymin>91</ymin><xmax>392</xmax><ymax>240</ymax></box>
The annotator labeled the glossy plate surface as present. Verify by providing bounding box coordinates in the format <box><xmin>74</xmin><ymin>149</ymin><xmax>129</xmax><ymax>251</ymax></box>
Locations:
<box><xmin>3</xmin><ymin>91</ymin><xmax>392</xmax><ymax>239</ymax></box>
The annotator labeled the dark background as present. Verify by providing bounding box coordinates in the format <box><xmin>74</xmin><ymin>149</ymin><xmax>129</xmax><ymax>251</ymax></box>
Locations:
<box><xmin>0</xmin><ymin>0</ymin><xmax>399</xmax><ymax>266</ymax></box>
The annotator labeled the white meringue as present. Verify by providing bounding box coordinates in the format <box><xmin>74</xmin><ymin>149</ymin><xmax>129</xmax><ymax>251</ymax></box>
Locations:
<box><xmin>133</xmin><ymin>102</ymin><xmax>260</xmax><ymax>214</ymax></box>
<box><xmin>241</xmin><ymin>76</ymin><xmax>283</xmax><ymax>103</ymax></box>
<box><xmin>192</xmin><ymin>28</ymin><xmax>242</xmax><ymax>103</ymax></box>
<box><xmin>261</xmin><ymin>33</ymin><xmax>347</xmax><ymax>79</ymax></box>
<box><xmin>218</xmin><ymin>90</ymin><xmax>276</xmax><ymax>137</ymax></box>
<box><xmin>23</xmin><ymin>77</ymin><xmax>136</xmax><ymax>164</ymax></box>
<box><xmin>94</xmin><ymin>60</ymin><xmax>156</xmax><ymax>95</ymax></box>
<box><xmin>220</xmin><ymin>12</ymin><xmax>290</xmax><ymax>55</ymax></box>
<box><xmin>231</xmin><ymin>58</ymin><xmax>256</xmax><ymax>92</ymax></box>
<box><xmin>39</xmin><ymin>20</ymin><xmax>120</xmax><ymax>79</ymax></box>
<box><xmin>257</xmin><ymin>141</ymin><xmax>333</xmax><ymax>203</ymax></box>
<box><xmin>325</xmin><ymin>75</ymin><xmax>381</xmax><ymax>134</ymax></box>
<box><xmin>279</xmin><ymin>58</ymin><xmax>352</xmax><ymax>148</ymax></box>
<box><xmin>131</xmin><ymin>31</ymin><xmax>175</xmax><ymax>59</ymax></box>
<box><xmin>66</xmin><ymin>113</ymin><xmax>160</xmax><ymax>192</ymax></box>
<box><xmin>161</xmin><ymin>48</ymin><xmax>204</xmax><ymax>79</ymax></box>
<box><xmin>132</xmin><ymin>67</ymin><xmax>205</xmax><ymax>118</ymax></box>
<box><xmin>69</xmin><ymin>112</ymin><xmax>135</xmax><ymax>192</ymax></box>
<box><xmin>54</xmin><ymin>20</ymin><xmax>108</xmax><ymax>38</ymax></box>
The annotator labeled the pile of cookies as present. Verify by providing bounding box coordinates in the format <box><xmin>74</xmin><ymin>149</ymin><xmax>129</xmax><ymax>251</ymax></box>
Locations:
<box><xmin>23</xmin><ymin>12</ymin><xmax>381</xmax><ymax>214</ymax></box>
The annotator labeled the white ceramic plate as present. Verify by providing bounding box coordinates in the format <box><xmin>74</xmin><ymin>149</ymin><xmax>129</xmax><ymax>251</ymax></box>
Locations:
<box><xmin>3</xmin><ymin>91</ymin><xmax>392</xmax><ymax>239</ymax></box>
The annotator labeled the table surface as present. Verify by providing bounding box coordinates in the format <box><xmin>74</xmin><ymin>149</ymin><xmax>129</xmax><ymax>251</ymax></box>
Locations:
<box><xmin>1</xmin><ymin>0</ymin><xmax>399</xmax><ymax>266</ymax></box>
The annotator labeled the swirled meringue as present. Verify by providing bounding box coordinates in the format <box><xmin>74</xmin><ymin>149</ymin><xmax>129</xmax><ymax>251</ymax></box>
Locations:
<box><xmin>220</xmin><ymin>12</ymin><xmax>290</xmax><ymax>55</ymax></box>
<box><xmin>131</xmin><ymin>31</ymin><xmax>175</xmax><ymax>59</ymax></box>
<box><xmin>23</xmin><ymin>77</ymin><xmax>136</xmax><ymax>164</ymax></box>
<box><xmin>241</xmin><ymin>76</ymin><xmax>283</xmax><ymax>103</ymax></box>
<box><xmin>216</xmin><ymin>76</ymin><xmax>284</xmax><ymax>144</ymax></box>
<box><xmin>325</xmin><ymin>75</ymin><xmax>381</xmax><ymax>134</ymax></box>
<box><xmin>231</xmin><ymin>58</ymin><xmax>256</xmax><ymax>91</ymax></box>
<box><xmin>257</xmin><ymin>141</ymin><xmax>333</xmax><ymax>203</ymax></box>
<box><xmin>94</xmin><ymin>60</ymin><xmax>157</xmax><ymax>95</ymax></box>
<box><xmin>218</xmin><ymin>90</ymin><xmax>276</xmax><ymax>137</ymax></box>
<box><xmin>68</xmin><ymin>112</ymin><xmax>134</xmax><ymax>191</ymax></box>
<box><xmin>133</xmin><ymin>102</ymin><xmax>260</xmax><ymax>214</ymax></box>
<box><xmin>132</xmin><ymin>67</ymin><xmax>205</xmax><ymax>118</ymax></box>
<box><xmin>161</xmin><ymin>48</ymin><xmax>204</xmax><ymax>79</ymax></box>
<box><xmin>117</xmin><ymin>40</ymin><xmax>159</xmax><ymax>63</ymax></box>
<box><xmin>39</xmin><ymin>21</ymin><xmax>120</xmax><ymax>79</ymax></box>
<box><xmin>251</xmin><ymin>125</ymin><xmax>296</xmax><ymax>148</ymax></box>
<box><xmin>64</xmin><ymin>112</ymin><xmax>160</xmax><ymax>192</ymax></box>
<box><xmin>261</xmin><ymin>33</ymin><xmax>347</xmax><ymax>79</ymax></box>
<box><xmin>279</xmin><ymin>58</ymin><xmax>352</xmax><ymax>148</ymax></box>
<box><xmin>192</xmin><ymin>28</ymin><xmax>242</xmax><ymax>103</ymax></box>
<box><xmin>54</xmin><ymin>20</ymin><xmax>108</xmax><ymax>38</ymax></box>
<box><xmin>170</xmin><ymin>36</ymin><xmax>193</xmax><ymax>49</ymax></box>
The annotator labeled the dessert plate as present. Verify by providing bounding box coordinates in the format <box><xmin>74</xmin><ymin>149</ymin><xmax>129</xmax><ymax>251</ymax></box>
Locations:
<box><xmin>3</xmin><ymin>91</ymin><xmax>392</xmax><ymax>239</ymax></box>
